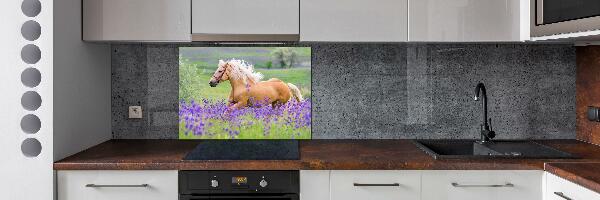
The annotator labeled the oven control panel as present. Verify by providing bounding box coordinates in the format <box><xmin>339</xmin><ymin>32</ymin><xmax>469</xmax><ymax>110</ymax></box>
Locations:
<box><xmin>179</xmin><ymin>171</ymin><xmax>299</xmax><ymax>195</ymax></box>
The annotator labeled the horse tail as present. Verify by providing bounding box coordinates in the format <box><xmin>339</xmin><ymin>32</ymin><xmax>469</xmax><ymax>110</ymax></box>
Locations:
<box><xmin>287</xmin><ymin>83</ymin><xmax>304</xmax><ymax>102</ymax></box>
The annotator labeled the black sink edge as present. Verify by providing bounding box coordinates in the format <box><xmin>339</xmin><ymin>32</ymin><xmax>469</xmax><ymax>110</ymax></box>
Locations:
<box><xmin>412</xmin><ymin>139</ymin><xmax>579</xmax><ymax>160</ymax></box>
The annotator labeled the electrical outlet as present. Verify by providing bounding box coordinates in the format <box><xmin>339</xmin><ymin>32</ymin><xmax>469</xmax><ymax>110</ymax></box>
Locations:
<box><xmin>129</xmin><ymin>106</ymin><xmax>143</xmax><ymax>119</ymax></box>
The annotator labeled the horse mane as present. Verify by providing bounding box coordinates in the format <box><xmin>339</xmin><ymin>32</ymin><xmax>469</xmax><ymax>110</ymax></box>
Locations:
<box><xmin>219</xmin><ymin>59</ymin><xmax>263</xmax><ymax>84</ymax></box>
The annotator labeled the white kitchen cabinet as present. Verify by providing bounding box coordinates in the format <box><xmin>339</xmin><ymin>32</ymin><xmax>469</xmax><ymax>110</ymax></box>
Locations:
<box><xmin>421</xmin><ymin>170</ymin><xmax>543</xmax><ymax>200</ymax></box>
<box><xmin>57</xmin><ymin>170</ymin><xmax>178</xmax><ymax>200</ymax></box>
<box><xmin>300</xmin><ymin>170</ymin><xmax>330</xmax><ymax>200</ymax></box>
<box><xmin>409</xmin><ymin>0</ymin><xmax>529</xmax><ymax>42</ymax></box>
<box><xmin>300</xmin><ymin>0</ymin><xmax>408</xmax><ymax>42</ymax></box>
<box><xmin>545</xmin><ymin>172</ymin><xmax>600</xmax><ymax>200</ymax></box>
<box><xmin>191</xmin><ymin>0</ymin><xmax>299</xmax><ymax>41</ymax></box>
<box><xmin>82</xmin><ymin>0</ymin><xmax>191</xmax><ymax>41</ymax></box>
<box><xmin>329</xmin><ymin>170</ymin><xmax>421</xmax><ymax>200</ymax></box>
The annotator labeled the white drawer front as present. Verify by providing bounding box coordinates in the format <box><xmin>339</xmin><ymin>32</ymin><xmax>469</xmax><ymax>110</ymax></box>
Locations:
<box><xmin>422</xmin><ymin>170</ymin><xmax>543</xmax><ymax>200</ymax></box>
<box><xmin>330</xmin><ymin>170</ymin><xmax>421</xmax><ymax>200</ymax></box>
<box><xmin>57</xmin><ymin>170</ymin><xmax>178</xmax><ymax>200</ymax></box>
<box><xmin>546</xmin><ymin>172</ymin><xmax>600</xmax><ymax>200</ymax></box>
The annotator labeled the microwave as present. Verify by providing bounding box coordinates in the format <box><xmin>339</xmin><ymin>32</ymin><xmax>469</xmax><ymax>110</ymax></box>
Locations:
<box><xmin>532</xmin><ymin>0</ymin><xmax>600</xmax><ymax>37</ymax></box>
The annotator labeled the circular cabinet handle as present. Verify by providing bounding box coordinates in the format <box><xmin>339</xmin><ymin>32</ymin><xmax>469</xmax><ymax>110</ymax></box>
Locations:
<box><xmin>85</xmin><ymin>184</ymin><xmax>149</xmax><ymax>188</ymax></box>
<box><xmin>451</xmin><ymin>182</ymin><xmax>514</xmax><ymax>188</ymax></box>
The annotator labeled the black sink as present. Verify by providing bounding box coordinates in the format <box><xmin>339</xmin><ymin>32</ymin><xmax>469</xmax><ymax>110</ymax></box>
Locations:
<box><xmin>413</xmin><ymin>140</ymin><xmax>576</xmax><ymax>160</ymax></box>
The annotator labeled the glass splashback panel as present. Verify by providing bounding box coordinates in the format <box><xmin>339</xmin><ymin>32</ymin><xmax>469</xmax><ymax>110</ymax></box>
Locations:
<box><xmin>179</xmin><ymin>47</ymin><xmax>311</xmax><ymax>139</ymax></box>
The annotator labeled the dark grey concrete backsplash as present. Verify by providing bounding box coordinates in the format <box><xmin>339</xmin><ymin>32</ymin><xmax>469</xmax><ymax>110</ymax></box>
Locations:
<box><xmin>112</xmin><ymin>43</ymin><xmax>576</xmax><ymax>139</ymax></box>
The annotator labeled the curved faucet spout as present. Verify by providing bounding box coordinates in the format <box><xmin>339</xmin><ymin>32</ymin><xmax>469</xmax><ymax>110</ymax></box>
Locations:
<box><xmin>474</xmin><ymin>82</ymin><xmax>494</xmax><ymax>142</ymax></box>
<box><xmin>474</xmin><ymin>83</ymin><xmax>488</xmax><ymax>129</ymax></box>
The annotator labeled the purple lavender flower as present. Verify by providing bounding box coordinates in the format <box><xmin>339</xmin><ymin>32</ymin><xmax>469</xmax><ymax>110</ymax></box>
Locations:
<box><xmin>179</xmin><ymin>97</ymin><xmax>311</xmax><ymax>138</ymax></box>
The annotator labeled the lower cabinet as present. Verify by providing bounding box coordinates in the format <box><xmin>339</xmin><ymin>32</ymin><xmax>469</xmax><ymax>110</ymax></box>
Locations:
<box><xmin>57</xmin><ymin>170</ymin><xmax>178</xmax><ymax>200</ymax></box>
<box><xmin>421</xmin><ymin>170</ymin><xmax>543</xmax><ymax>200</ymax></box>
<box><xmin>330</xmin><ymin>170</ymin><xmax>421</xmax><ymax>200</ymax></box>
<box><xmin>545</xmin><ymin>172</ymin><xmax>600</xmax><ymax>200</ymax></box>
<box><xmin>57</xmin><ymin>170</ymin><xmax>600</xmax><ymax>200</ymax></box>
<box><xmin>299</xmin><ymin>170</ymin><xmax>546</xmax><ymax>200</ymax></box>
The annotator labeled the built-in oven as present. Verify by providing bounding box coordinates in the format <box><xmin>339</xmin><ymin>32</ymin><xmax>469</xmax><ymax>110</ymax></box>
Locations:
<box><xmin>532</xmin><ymin>0</ymin><xmax>600</xmax><ymax>37</ymax></box>
<box><xmin>179</xmin><ymin>171</ymin><xmax>299</xmax><ymax>200</ymax></box>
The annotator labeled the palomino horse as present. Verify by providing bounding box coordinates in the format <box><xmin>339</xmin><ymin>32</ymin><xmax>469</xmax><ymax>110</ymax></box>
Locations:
<box><xmin>208</xmin><ymin>59</ymin><xmax>304</xmax><ymax>110</ymax></box>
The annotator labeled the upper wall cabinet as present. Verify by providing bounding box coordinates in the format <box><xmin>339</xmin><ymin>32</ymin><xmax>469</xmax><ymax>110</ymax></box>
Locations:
<box><xmin>300</xmin><ymin>0</ymin><xmax>408</xmax><ymax>42</ymax></box>
<box><xmin>191</xmin><ymin>0</ymin><xmax>300</xmax><ymax>41</ymax></box>
<box><xmin>409</xmin><ymin>0</ymin><xmax>530</xmax><ymax>42</ymax></box>
<box><xmin>82</xmin><ymin>0</ymin><xmax>191</xmax><ymax>42</ymax></box>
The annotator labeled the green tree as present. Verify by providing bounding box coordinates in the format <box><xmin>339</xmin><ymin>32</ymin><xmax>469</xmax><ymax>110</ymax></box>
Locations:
<box><xmin>266</xmin><ymin>61</ymin><xmax>273</xmax><ymax>69</ymax></box>
<box><xmin>179</xmin><ymin>59</ymin><xmax>201</xmax><ymax>102</ymax></box>
<box><xmin>271</xmin><ymin>47</ymin><xmax>298</xmax><ymax>68</ymax></box>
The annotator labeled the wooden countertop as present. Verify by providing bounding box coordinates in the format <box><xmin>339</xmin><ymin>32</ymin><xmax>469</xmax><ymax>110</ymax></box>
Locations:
<box><xmin>545</xmin><ymin>162</ymin><xmax>600</xmax><ymax>194</ymax></box>
<box><xmin>54</xmin><ymin>139</ymin><xmax>600</xmax><ymax>170</ymax></box>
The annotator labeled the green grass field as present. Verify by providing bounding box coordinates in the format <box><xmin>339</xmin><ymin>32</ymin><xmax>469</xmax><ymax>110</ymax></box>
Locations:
<box><xmin>179</xmin><ymin>116</ymin><xmax>311</xmax><ymax>139</ymax></box>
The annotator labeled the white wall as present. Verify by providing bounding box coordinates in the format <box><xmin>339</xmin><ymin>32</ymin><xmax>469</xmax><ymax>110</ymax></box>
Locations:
<box><xmin>0</xmin><ymin>0</ymin><xmax>54</xmax><ymax>199</ymax></box>
<box><xmin>0</xmin><ymin>0</ymin><xmax>110</xmax><ymax>198</ymax></box>
<box><xmin>53</xmin><ymin>0</ymin><xmax>111</xmax><ymax>161</ymax></box>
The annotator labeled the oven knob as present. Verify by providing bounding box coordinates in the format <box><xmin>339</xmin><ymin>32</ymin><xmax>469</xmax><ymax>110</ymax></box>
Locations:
<box><xmin>210</xmin><ymin>179</ymin><xmax>219</xmax><ymax>188</ymax></box>
<box><xmin>259</xmin><ymin>179</ymin><xmax>268</xmax><ymax>188</ymax></box>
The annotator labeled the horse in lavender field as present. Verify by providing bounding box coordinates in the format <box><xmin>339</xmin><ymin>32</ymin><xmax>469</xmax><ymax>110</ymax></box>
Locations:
<box><xmin>208</xmin><ymin>59</ymin><xmax>303</xmax><ymax>110</ymax></box>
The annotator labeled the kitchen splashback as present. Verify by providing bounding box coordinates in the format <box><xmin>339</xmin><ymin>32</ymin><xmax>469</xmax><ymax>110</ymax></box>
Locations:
<box><xmin>112</xmin><ymin>44</ymin><xmax>575</xmax><ymax>139</ymax></box>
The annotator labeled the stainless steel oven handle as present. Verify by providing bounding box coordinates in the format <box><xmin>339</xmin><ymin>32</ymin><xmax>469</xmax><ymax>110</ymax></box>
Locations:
<box><xmin>353</xmin><ymin>183</ymin><xmax>400</xmax><ymax>187</ymax></box>
<box><xmin>451</xmin><ymin>182</ymin><xmax>514</xmax><ymax>188</ymax></box>
<box><xmin>85</xmin><ymin>184</ymin><xmax>149</xmax><ymax>188</ymax></box>
<box><xmin>554</xmin><ymin>192</ymin><xmax>573</xmax><ymax>200</ymax></box>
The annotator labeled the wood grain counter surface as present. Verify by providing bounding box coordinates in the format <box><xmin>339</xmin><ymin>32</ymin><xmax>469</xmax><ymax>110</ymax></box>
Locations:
<box><xmin>54</xmin><ymin>139</ymin><xmax>600</xmax><ymax>171</ymax></box>
<box><xmin>545</xmin><ymin>162</ymin><xmax>600</xmax><ymax>194</ymax></box>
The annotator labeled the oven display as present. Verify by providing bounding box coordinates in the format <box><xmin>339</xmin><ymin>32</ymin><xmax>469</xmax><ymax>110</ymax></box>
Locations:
<box><xmin>232</xmin><ymin>176</ymin><xmax>248</xmax><ymax>185</ymax></box>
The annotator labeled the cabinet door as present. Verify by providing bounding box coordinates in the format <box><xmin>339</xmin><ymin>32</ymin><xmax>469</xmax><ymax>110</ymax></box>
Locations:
<box><xmin>422</xmin><ymin>170</ymin><xmax>543</xmax><ymax>200</ymax></box>
<box><xmin>57</xmin><ymin>170</ymin><xmax>178</xmax><ymax>200</ymax></box>
<box><xmin>300</xmin><ymin>0</ymin><xmax>408</xmax><ymax>42</ymax></box>
<box><xmin>191</xmin><ymin>0</ymin><xmax>299</xmax><ymax>40</ymax></box>
<box><xmin>330</xmin><ymin>170</ymin><xmax>420</xmax><ymax>200</ymax></box>
<box><xmin>546</xmin><ymin>172</ymin><xmax>600</xmax><ymax>200</ymax></box>
<box><xmin>82</xmin><ymin>0</ymin><xmax>191</xmax><ymax>41</ymax></box>
<box><xmin>300</xmin><ymin>170</ymin><xmax>330</xmax><ymax>200</ymax></box>
<box><xmin>409</xmin><ymin>0</ymin><xmax>529</xmax><ymax>42</ymax></box>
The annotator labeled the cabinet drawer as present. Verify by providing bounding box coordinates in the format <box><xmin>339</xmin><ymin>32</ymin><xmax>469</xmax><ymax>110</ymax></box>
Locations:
<box><xmin>546</xmin><ymin>172</ymin><xmax>600</xmax><ymax>200</ymax></box>
<box><xmin>330</xmin><ymin>170</ymin><xmax>420</xmax><ymax>200</ymax></box>
<box><xmin>57</xmin><ymin>170</ymin><xmax>178</xmax><ymax>200</ymax></box>
<box><xmin>422</xmin><ymin>170</ymin><xmax>542</xmax><ymax>200</ymax></box>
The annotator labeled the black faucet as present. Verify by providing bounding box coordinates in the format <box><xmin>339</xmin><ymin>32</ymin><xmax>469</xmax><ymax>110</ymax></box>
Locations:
<box><xmin>474</xmin><ymin>83</ymin><xmax>495</xmax><ymax>143</ymax></box>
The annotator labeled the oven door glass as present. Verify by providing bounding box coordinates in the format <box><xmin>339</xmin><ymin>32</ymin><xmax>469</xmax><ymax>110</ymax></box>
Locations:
<box><xmin>539</xmin><ymin>0</ymin><xmax>600</xmax><ymax>25</ymax></box>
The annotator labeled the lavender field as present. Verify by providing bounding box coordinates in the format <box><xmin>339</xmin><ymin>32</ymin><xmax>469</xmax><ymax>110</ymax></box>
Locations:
<box><xmin>179</xmin><ymin>99</ymin><xmax>311</xmax><ymax>139</ymax></box>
